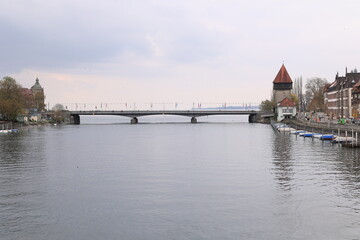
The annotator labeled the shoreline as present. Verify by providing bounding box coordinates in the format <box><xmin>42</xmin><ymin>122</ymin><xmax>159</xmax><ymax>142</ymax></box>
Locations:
<box><xmin>284</xmin><ymin>118</ymin><xmax>360</xmax><ymax>137</ymax></box>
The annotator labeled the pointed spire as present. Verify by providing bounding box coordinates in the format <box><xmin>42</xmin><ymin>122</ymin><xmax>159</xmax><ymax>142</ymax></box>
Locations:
<box><xmin>273</xmin><ymin>64</ymin><xmax>293</xmax><ymax>83</ymax></box>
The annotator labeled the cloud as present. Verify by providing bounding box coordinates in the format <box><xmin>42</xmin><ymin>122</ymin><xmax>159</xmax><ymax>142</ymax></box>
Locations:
<box><xmin>2</xmin><ymin>0</ymin><xmax>360</xmax><ymax>105</ymax></box>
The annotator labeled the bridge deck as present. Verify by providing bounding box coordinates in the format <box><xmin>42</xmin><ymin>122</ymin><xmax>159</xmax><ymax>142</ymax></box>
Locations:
<box><xmin>69</xmin><ymin>110</ymin><xmax>259</xmax><ymax>117</ymax></box>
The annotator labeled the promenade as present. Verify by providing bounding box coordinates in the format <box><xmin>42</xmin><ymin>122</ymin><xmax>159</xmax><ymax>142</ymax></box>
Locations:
<box><xmin>286</xmin><ymin>118</ymin><xmax>360</xmax><ymax>137</ymax></box>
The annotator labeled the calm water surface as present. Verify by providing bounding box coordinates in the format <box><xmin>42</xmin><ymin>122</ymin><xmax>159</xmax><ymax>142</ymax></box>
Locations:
<box><xmin>1</xmin><ymin>116</ymin><xmax>360</xmax><ymax>240</ymax></box>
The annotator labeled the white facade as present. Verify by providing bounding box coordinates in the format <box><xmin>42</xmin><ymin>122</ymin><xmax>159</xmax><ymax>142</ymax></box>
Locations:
<box><xmin>277</xmin><ymin>106</ymin><xmax>297</xmax><ymax>122</ymax></box>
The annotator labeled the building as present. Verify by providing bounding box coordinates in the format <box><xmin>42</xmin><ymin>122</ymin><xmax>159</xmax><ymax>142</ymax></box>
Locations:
<box><xmin>276</xmin><ymin>97</ymin><xmax>297</xmax><ymax>121</ymax></box>
<box><xmin>350</xmin><ymin>76</ymin><xmax>360</xmax><ymax>118</ymax></box>
<box><xmin>324</xmin><ymin>70</ymin><xmax>360</xmax><ymax>119</ymax></box>
<box><xmin>20</xmin><ymin>78</ymin><xmax>46</xmax><ymax>112</ymax></box>
<box><xmin>273</xmin><ymin>64</ymin><xmax>293</xmax><ymax>104</ymax></box>
<box><xmin>272</xmin><ymin>64</ymin><xmax>296</xmax><ymax>121</ymax></box>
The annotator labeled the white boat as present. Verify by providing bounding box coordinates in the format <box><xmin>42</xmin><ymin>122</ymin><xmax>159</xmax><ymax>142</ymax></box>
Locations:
<box><xmin>291</xmin><ymin>130</ymin><xmax>305</xmax><ymax>134</ymax></box>
<box><xmin>0</xmin><ymin>129</ymin><xmax>18</xmax><ymax>133</ymax></box>
<box><xmin>332</xmin><ymin>136</ymin><xmax>355</xmax><ymax>143</ymax></box>
<box><xmin>277</xmin><ymin>127</ymin><xmax>295</xmax><ymax>132</ymax></box>
<box><xmin>312</xmin><ymin>133</ymin><xmax>323</xmax><ymax>138</ymax></box>
<box><xmin>0</xmin><ymin>130</ymin><xmax>11</xmax><ymax>133</ymax></box>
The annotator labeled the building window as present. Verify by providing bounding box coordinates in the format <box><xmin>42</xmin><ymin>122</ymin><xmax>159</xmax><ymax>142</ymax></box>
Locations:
<box><xmin>283</xmin><ymin>108</ymin><xmax>293</xmax><ymax>113</ymax></box>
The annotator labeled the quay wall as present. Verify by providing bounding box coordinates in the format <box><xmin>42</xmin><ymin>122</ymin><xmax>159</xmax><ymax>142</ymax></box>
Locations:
<box><xmin>285</xmin><ymin>118</ymin><xmax>360</xmax><ymax>137</ymax></box>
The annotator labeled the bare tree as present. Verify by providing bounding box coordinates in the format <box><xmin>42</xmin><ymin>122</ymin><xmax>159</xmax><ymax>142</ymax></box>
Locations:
<box><xmin>52</xmin><ymin>103</ymin><xmax>66</xmax><ymax>123</ymax></box>
<box><xmin>305</xmin><ymin>77</ymin><xmax>328</xmax><ymax>112</ymax></box>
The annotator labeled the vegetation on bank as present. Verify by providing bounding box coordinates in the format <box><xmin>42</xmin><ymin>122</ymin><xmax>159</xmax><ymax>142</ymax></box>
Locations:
<box><xmin>0</xmin><ymin>76</ymin><xmax>26</xmax><ymax>121</ymax></box>
<box><xmin>51</xmin><ymin>104</ymin><xmax>67</xmax><ymax>123</ymax></box>
<box><xmin>0</xmin><ymin>76</ymin><xmax>67</xmax><ymax>124</ymax></box>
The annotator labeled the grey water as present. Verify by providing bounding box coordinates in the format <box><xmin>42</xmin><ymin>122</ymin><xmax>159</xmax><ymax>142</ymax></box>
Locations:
<box><xmin>1</xmin><ymin>115</ymin><xmax>360</xmax><ymax>240</ymax></box>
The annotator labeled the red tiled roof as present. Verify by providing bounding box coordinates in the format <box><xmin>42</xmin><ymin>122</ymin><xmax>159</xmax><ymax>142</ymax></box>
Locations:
<box><xmin>278</xmin><ymin>97</ymin><xmax>296</xmax><ymax>107</ymax></box>
<box><xmin>273</xmin><ymin>64</ymin><xmax>293</xmax><ymax>83</ymax></box>
<box><xmin>20</xmin><ymin>88</ymin><xmax>33</xmax><ymax>96</ymax></box>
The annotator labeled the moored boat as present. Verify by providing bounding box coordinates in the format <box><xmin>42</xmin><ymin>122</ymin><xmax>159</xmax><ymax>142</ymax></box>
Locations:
<box><xmin>303</xmin><ymin>132</ymin><xmax>315</xmax><ymax>137</ymax></box>
<box><xmin>332</xmin><ymin>136</ymin><xmax>355</xmax><ymax>143</ymax></box>
<box><xmin>312</xmin><ymin>133</ymin><xmax>322</xmax><ymax>138</ymax></box>
<box><xmin>291</xmin><ymin>130</ymin><xmax>305</xmax><ymax>134</ymax></box>
<box><xmin>0</xmin><ymin>129</ymin><xmax>18</xmax><ymax>134</ymax></box>
<box><xmin>320</xmin><ymin>135</ymin><xmax>335</xmax><ymax>140</ymax></box>
<box><xmin>277</xmin><ymin>127</ymin><xmax>295</xmax><ymax>132</ymax></box>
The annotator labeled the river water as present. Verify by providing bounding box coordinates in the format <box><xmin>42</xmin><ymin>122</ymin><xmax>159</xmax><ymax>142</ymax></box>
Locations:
<box><xmin>1</xmin><ymin>115</ymin><xmax>360</xmax><ymax>240</ymax></box>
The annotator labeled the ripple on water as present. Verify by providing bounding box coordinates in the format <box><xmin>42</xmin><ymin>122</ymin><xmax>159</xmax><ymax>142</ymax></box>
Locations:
<box><xmin>1</xmin><ymin>122</ymin><xmax>360</xmax><ymax>239</ymax></box>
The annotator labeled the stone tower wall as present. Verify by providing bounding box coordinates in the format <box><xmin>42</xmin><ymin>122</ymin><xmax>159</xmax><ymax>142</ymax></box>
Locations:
<box><xmin>273</xmin><ymin>89</ymin><xmax>291</xmax><ymax>104</ymax></box>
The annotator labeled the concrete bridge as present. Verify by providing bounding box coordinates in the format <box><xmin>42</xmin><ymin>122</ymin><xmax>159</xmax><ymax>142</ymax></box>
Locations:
<box><xmin>69</xmin><ymin>110</ymin><xmax>272</xmax><ymax>124</ymax></box>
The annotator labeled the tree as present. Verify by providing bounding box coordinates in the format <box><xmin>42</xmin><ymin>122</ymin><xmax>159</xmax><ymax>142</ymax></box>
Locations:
<box><xmin>52</xmin><ymin>103</ymin><xmax>66</xmax><ymax>123</ymax></box>
<box><xmin>260</xmin><ymin>99</ymin><xmax>275</xmax><ymax>112</ymax></box>
<box><xmin>290</xmin><ymin>93</ymin><xmax>299</xmax><ymax>107</ymax></box>
<box><xmin>0</xmin><ymin>76</ymin><xmax>25</xmax><ymax>121</ymax></box>
<box><xmin>292</xmin><ymin>76</ymin><xmax>305</xmax><ymax>111</ymax></box>
<box><xmin>305</xmin><ymin>77</ymin><xmax>328</xmax><ymax>111</ymax></box>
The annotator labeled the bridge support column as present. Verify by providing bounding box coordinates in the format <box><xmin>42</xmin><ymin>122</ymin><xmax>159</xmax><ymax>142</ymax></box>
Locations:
<box><xmin>248</xmin><ymin>114</ymin><xmax>257</xmax><ymax>123</ymax></box>
<box><xmin>131</xmin><ymin>117</ymin><xmax>138</xmax><ymax>124</ymax></box>
<box><xmin>191</xmin><ymin>117</ymin><xmax>197</xmax><ymax>123</ymax></box>
<box><xmin>71</xmin><ymin>114</ymin><xmax>80</xmax><ymax>124</ymax></box>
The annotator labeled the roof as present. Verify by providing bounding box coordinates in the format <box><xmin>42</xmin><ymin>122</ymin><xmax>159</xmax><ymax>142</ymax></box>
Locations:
<box><xmin>31</xmin><ymin>78</ymin><xmax>43</xmax><ymax>90</ymax></box>
<box><xmin>278</xmin><ymin>97</ymin><xmax>296</xmax><ymax>107</ymax></box>
<box><xmin>273</xmin><ymin>64</ymin><xmax>293</xmax><ymax>83</ymax></box>
<box><xmin>326</xmin><ymin>72</ymin><xmax>360</xmax><ymax>92</ymax></box>
<box><xmin>20</xmin><ymin>88</ymin><xmax>33</xmax><ymax>96</ymax></box>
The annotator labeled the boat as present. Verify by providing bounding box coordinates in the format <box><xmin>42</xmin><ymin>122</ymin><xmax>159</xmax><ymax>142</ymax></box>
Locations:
<box><xmin>277</xmin><ymin>127</ymin><xmax>295</xmax><ymax>132</ymax></box>
<box><xmin>0</xmin><ymin>130</ymin><xmax>11</xmax><ymax>133</ymax></box>
<box><xmin>291</xmin><ymin>130</ymin><xmax>305</xmax><ymax>134</ymax></box>
<box><xmin>320</xmin><ymin>135</ymin><xmax>335</xmax><ymax>141</ymax></box>
<box><xmin>303</xmin><ymin>132</ymin><xmax>315</xmax><ymax>137</ymax></box>
<box><xmin>0</xmin><ymin>129</ymin><xmax>18</xmax><ymax>134</ymax></box>
<box><xmin>332</xmin><ymin>136</ymin><xmax>355</xmax><ymax>143</ymax></box>
<box><xmin>312</xmin><ymin>133</ymin><xmax>323</xmax><ymax>138</ymax></box>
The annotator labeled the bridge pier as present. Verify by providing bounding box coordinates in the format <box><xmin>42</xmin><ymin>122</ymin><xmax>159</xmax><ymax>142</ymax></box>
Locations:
<box><xmin>248</xmin><ymin>114</ymin><xmax>258</xmax><ymax>123</ymax></box>
<box><xmin>191</xmin><ymin>117</ymin><xmax>197</xmax><ymax>123</ymax></box>
<box><xmin>131</xmin><ymin>117</ymin><xmax>138</xmax><ymax>124</ymax></box>
<box><xmin>70</xmin><ymin>114</ymin><xmax>80</xmax><ymax>124</ymax></box>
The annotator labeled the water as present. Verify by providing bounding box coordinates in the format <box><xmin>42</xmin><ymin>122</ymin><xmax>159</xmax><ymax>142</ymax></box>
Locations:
<box><xmin>1</xmin><ymin>116</ymin><xmax>360</xmax><ymax>240</ymax></box>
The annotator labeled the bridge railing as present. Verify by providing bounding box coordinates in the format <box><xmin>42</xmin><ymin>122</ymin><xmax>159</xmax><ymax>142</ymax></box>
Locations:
<box><xmin>56</xmin><ymin>102</ymin><xmax>260</xmax><ymax>112</ymax></box>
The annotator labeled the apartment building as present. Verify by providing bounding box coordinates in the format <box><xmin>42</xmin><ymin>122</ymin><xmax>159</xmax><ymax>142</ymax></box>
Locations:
<box><xmin>324</xmin><ymin>70</ymin><xmax>360</xmax><ymax>118</ymax></box>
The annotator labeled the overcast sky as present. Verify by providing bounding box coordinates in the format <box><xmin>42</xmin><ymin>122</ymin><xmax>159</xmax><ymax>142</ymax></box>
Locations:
<box><xmin>1</xmin><ymin>0</ymin><xmax>359</xmax><ymax>108</ymax></box>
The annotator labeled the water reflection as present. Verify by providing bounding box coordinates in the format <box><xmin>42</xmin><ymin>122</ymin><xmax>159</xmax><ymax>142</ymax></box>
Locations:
<box><xmin>0</xmin><ymin>129</ymin><xmax>48</xmax><ymax>240</ymax></box>
<box><xmin>271</xmin><ymin>131</ymin><xmax>294</xmax><ymax>191</ymax></box>
<box><xmin>1</xmin><ymin>123</ymin><xmax>360</xmax><ymax>239</ymax></box>
<box><xmin>333</xmin><ymin>148</ymin><xmax>360</xmax><ymax>200</ymax></box>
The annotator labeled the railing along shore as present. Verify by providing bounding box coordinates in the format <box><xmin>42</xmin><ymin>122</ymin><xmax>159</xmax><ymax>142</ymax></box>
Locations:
<box><xmin>287</xmin><ymin>118</ymin><xmax>360</xmax><ymax>137</ymax></box>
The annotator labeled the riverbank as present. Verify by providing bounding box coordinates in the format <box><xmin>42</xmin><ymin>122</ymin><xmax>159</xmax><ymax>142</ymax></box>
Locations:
<box><xmin>0</xmin><ymin>121</ymin><xmax>53</xmax><ymax>133</ymax></box>
<box><xmin>284</xmin><ymin>118</ymin><xmax>360</xmax><ymax>137</ymax></box>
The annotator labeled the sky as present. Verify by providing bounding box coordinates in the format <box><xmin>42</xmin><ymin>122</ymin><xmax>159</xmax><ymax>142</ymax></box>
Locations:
<box><xmin>1</xmin><ymin>0</ymin><xmax>359</xmax><ymax>109</ymax></box>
